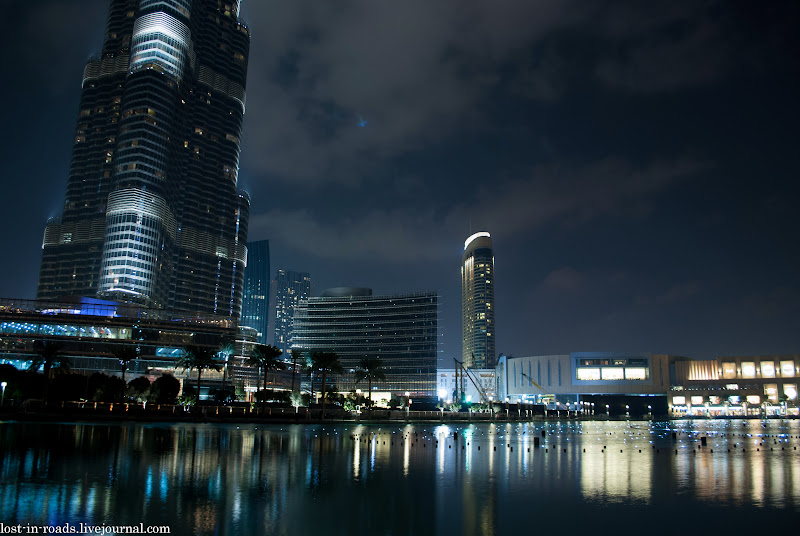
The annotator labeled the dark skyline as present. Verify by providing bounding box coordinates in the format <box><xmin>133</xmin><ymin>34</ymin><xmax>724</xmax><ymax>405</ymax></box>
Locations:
<box><xmin>1</xmin><ymin>0</ymin><xmax>798</xmax><ymax>361</ymax></box>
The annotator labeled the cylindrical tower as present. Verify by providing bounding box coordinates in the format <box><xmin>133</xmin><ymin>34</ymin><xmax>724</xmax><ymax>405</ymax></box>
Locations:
<box><xmin>461</xmin><ymin>232</ymin><xmax>495</xmax><ymax>369</ymax></box>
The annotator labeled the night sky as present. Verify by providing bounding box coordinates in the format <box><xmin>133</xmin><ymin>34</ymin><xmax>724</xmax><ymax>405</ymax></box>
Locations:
<box><xmin>1</xmin><ymin>1</ymin><xmax>799</xmax><ymax>363</ymax></box>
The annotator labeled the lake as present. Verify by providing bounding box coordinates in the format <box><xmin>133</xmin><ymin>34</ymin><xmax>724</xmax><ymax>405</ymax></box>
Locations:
<box><xmin>1</xmin><ymin>419</ymin><xmax>798</xmax><ymax>535</ymax></box>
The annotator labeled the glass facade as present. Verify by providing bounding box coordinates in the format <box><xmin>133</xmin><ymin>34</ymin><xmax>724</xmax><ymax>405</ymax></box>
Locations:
<box><xmin>240</xmin><ymin>240</ymin><xmax>269</xmax><ymax>344</ymax></box>
<box><xmin>291</xmin><ymin>291</ymin><xmax>438</xmax><ymax>401</ymax></box>
<box><xmin>273</xmin><ymin>270</ymin><xmax>311</xmax><ymax>356</ymax></box>
<box><xmin>0</xmin><ymin>298</ymin><xmax>237</xmax><ymax>377</ymax></box>
<box><xmin>38</xmin><ymin>0</ymin><xmax>251</xmax><ymax>319</ymax></box>
<box><xmin>461</xmin><ymin>232</ymin><xmax>495</xmax><ymax>369</ymax></box>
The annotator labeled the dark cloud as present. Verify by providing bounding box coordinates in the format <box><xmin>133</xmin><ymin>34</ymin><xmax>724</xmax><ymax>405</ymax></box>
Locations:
<box><xmin>249</xmin><ymin>155</ymin><xmax>710</xmax><ymax>262</ymax></box>
<box><xmin>1</xmin><ymin>1</ymin><xmax>107</xmax><ymax>93</ymax></box>
<box><xmin>1</xmin><ymin>0</ymin><xmax>798</xmax><ymax>361</ymax></box>
<box><xmin>240</xmin><ymin>0</ymin><xmax>582</xmax><ymax>183</ymax></box>
<box><xmin>540</xmin><ymin>267</ymin><xmax>586</xmax><ymax>294</ymax></box>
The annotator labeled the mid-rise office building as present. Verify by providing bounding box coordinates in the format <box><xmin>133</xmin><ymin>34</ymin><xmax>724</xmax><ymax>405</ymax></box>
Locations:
<box><xmin>292</xmin><ymin>288</ymin><xmax>438</xmax><ymax>401</ymax></box>
<box><xmin>240</xmin><ymin>240</ymin><xmax>269</xmax><ymax>344</ymax></box>
<box><xmin>273</xmin><ymin>269</ymin><xmax>311</xmax><ymax>356</ymax></box>
<box><xmin>462</xmin><ymin>232</ymin><xmax>495</xmax><ymax>369</ymax></box>
<box><xmin>37</xmin><ymin>0</ymin><xmax>251</xmax><ymax>319</ymax></box>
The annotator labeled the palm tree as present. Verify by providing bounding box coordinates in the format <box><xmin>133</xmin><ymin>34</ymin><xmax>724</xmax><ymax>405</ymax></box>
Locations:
<box><xmin>218</xmin><ymin>340</ymin><xmax>236</xmax><ymax>388</ymax></box>
<box><xmin>247</xmin><ymin>344</ymin><xmax>285</xmax><ymax>391</ymax></box>
<box><xmin>354</xmin><ymin>357</ymin><xmax>386</xmax><ymax>416</ymax></box>
<box><xmin>114</xmin><ymin>346</ymin><xmax>139</xmax><ymax>383</ymax></box>
<box><xmin>178</xmin><ymin>345</ymin><xmax>222</xmax><ymax>403</ymax></box>
<box><xmin>290</xmin><ymin>349</ymin><xmax>303</xmax><ymax>393</ymax></box>
<box><xmin>30</xmin><ymin>341</ymin><xmax>69</xmax><ymax>400</ymax></box>
<box><xmin>310</xmin><ymin>351</ymin><xmax>343</xmax><ymax>419</ymax></box>
<box><xmin>304</xmin><ymin>353</ymin><xmax>318</xmax><ymax>402</ymax></box>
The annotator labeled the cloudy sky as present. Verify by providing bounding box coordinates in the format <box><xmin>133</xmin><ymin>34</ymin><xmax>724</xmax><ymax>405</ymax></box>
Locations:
<box><xmin>1</xmin><ymin>0</ymin><xmax>799</xmax><ymax>362</ymax></box>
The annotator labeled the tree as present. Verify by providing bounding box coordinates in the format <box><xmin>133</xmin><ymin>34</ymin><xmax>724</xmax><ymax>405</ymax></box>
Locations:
<box><xmin>126</xmin><ymin>376</ymin><xmax>151</xmax><ymax>402</ymax></box>
<box><xmin>290</xmin><ymin>391</ymin><xmax>305</xmax><ymax>410</ymax></box>
<box><xmin>114</xmin><ymin>346</ymin><xmax>139</xmax><ymax>383</ymax></box>
<box><xmin>151</xmin><ymin>374</ymin><xmax>180</xmax><ymax>404</ymax></box>
<box><xmin>218</xmin><ymin>340</ymin><xmax>236</xmax><ymax>387</ymax></box>
<box><xmin>87</xmin><ymin>372</ymin><xmax>126</xmax><ymax>402</ymax></box>
<box><xmin>354</xmin><ymin>357</ymin><xmax>386</xmax><ymax>415</ymax></box>
<box><xmin>305</xmin><ymin>354</ymin><xmax>317</xmax><ymax>402</ymax></box>
<box><xmin>30</xmin><ymin>341</ymin><xmax>69</xmax><ymax>400</ymax></box>
<box><xmin>178</xmin><ymin>345</ymin><xmax>222</xmax><ymax>403</ymax></box>
<box><xmin>322</xmin><ymin>384</ymin><xmax>344</xmax><ymax>406</ymax></box>
<box><xmin>310</xmin><ymin>351</ymin><xmax>343</xmax><ymax>419</ymax></box>
<box><xmin>247</xmin><ymin>344</ymin><xmax>285</xmax><ymax>391</ymax></box>
<box><xmin>290</xmin><ymin>349</ymin><xmax>303</xmax><ymax>393</ymax></box>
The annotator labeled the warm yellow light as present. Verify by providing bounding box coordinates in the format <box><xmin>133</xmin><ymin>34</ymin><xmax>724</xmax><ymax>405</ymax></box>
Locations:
<box><xmin>625</xmin><ymin>367</ymin><xmax>647</xmax><ymax>380</ymax></box>
<box><xmin>722</xmin><ymin>362</ymin><xmax>737</xmax><ymax>379</ymax></box>
<box><xmin>601</xmin><ymin>368</ymin><xmax>623</xmax><ymax>381</ymax></box>
<box><xmin>576</xmin><ymin>368</ymin><xmax>600</xmax><ymax>381</ymax></box>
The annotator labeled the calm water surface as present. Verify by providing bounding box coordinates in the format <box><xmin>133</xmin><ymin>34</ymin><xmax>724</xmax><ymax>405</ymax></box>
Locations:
<box><xmin>1</xmin><ymin>419</ymin><xmax>798</xmax><ymax>535</ymax></box>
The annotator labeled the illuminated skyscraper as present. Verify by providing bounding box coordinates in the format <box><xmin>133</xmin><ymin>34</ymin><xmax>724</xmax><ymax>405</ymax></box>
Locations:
<box><xmin>292</xmin><ymin>288</ymin><xmax>438</xmax><ymax>401</ymax></box>
<box><xmin>273</xmin><ymin>269</ymin><xmax>311</xmax><ymax>355</ymax></box>
<box><xmin>37</xmin><ymin>0</ymin><xmax>251</xmax><ymax>318</ymax></box>
<box><xmin>462</xmin><ymin>232</ymin><xmax>495</xmax><ymax>369</ymax></box>
<box><xmin>241</xmin><ymin>240</ymin><xmax>269</xmax><ymax>344</ymax></box>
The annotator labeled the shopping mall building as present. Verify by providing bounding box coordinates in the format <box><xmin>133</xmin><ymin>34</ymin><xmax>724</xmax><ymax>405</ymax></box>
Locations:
<box><xmin>494</xmin><ymin>352</ymin><xmax>800</xmax><ymax>417</ymax></box>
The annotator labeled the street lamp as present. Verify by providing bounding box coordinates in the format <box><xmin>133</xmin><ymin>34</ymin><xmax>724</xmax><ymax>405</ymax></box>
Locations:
<box><xmin>625</xmin><ymin>404</ymin><xmax>630</xmax><ymax>418</ymax></box>
<box><xmin>1</xmin><ymin>381</ymin><xmax>6</xmax><ymax>407</ymax></box>
<box><xmin>648</xmin><ymin>405</ymin><xmax>652</xmax><ymax>419</ymax></box>
<box><xmin>606</xmin><ymin>404</ymin><xmax>610</xmax><ymax>417</ymax></box>
<box><xmin>405</xmin><ymin>391</ymin><xmax>411</xmax><ymax>415</ymax></box>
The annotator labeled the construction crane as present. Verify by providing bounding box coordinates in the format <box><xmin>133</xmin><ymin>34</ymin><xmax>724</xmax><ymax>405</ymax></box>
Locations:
<box><xmin>520</xmin><ymin>371</ymin><xmax>566</xmax><ymax>410</ymax></box>
<box><xmin>453</xmin><ymin>358</ymin><xmax>492</xmax><ymax>405</ymax></box>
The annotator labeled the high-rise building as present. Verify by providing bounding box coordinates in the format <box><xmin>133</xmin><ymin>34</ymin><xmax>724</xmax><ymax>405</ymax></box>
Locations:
<box><xmin>462</xmin><ymin>232</ymin><xmax>495</xmax><ymax>369</ymax></box>
<box><xmin>292</xmin><ymin>288</ymin><xmax>438</xmax><ymax>401</ymax></box>
<box><xmin>240</xmin><ymin>240</ymin><xmax>269</xmax><ymax>344</ymax></box>
<box><xmin>37</xmin><ymin>0</ymin><xmax>251</xmax><ymax>319</ymax></box>
<box><xmin>273</xmin><ymin>269</ymin><xmax>311</xmax><ymax>356</ymax></box>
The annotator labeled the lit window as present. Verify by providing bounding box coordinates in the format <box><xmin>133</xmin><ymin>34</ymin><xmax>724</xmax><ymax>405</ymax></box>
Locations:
<box><xmin>601</xmin><ymin>368</ymin><xmax>624</xmax><ymax>380</ymax></box>
<box><xmin>725</xmin><ymin>383</ymin><xmax>739</xmax><ymax>390</ymax></box>
<box><xmin>741</xmin><ymin>362</ymin><xmax>756</xmax><ymax>379</ymax></box>
<box><xmin>746</xmin><ymin>395</ymin><xmax>761</xmax><ymax>405</ymax></box>
<box><xmin>624</xmin><ymin>367</ymin><xmax>647</xmax><ymax>380</ymax></box>
<box><xmin>764</xmin><ymin>384</ymin><xmax>778</xmax><ymax>402</ymax></box>
<box><xmin>576</xmin><ymin>368</ymin><xmax>600</xmax><ymax>381</ymax></box>
<box><xmin>722</xmin><ymin>362</ymin><xmax>737</xmax><ymax>379</ymax></box>
<box><xmin>761</xmin><ymin>362</ymin><xmax>775</xmax><ymax>378</ymax></box>
<box><xmin>780</xmin><ymin>361</ymin><xmax>795</xmax><ymax>377</ymax></box>
<box><xmin>690</xmin><ymin>396</ymin><xmax>704</xmax><ymax>405</ymax></box>
<box><xmin>785</xmin><ymin>384</ymin><xmax>798</xmax><ymax>400</ymax></box>
<box><xmin>672</xmin><ymin>396</ymin><xmax>686</xmax><ymax>405</ymax></box>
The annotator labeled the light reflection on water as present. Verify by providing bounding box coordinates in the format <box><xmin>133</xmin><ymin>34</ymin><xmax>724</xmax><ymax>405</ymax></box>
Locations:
<box><xmin>0</xmin><ymin>420</ymin><xmax>798</xmax><ymax>535</ymax></box>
